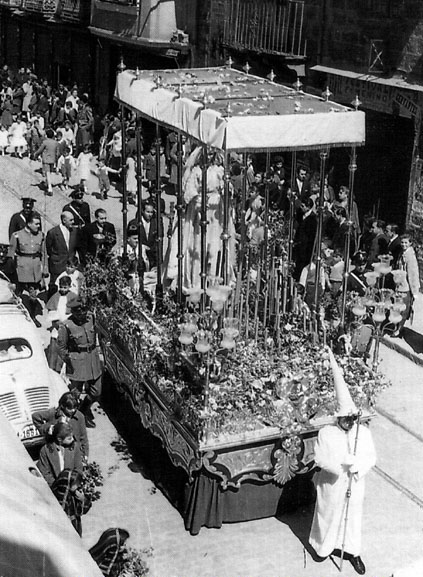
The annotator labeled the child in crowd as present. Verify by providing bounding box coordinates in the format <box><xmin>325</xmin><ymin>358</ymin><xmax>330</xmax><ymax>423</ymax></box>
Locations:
<box><xmin>55</xmin><ymin>257</ymin><xmax>84</xmax><ymax>295</ymax></box>
<box><xmin>47</xmin><ymin>275</ymin><xmax>76</xmax><ymax>321</ymax></box>
<box><xmin>62</xmin><ymin>119</ymin><xmax>75</xmax><ymax>153</ymax></box>
<box><xmin>126</xmin><ymin>151</ymin><xmax>137</xmax><ymax>205</ymax></box>
<box><xmin>56</xmin><ymin>129</ymin><xmax>67</xmax><ymax>157</ymax></box>
<box><xmin>96</xmin><ymin>158</ymin><xmax>120</xmax><ymax>200</ymax></box>
<box><xmin>0</xmin><ymin>124</ymin><xmax>9</xmax><ymax>155</ymax></box>
<box><xmin>26</xmin><ymin>118</ymin><xmax>44</xmax><ymax>159</ymax></box>
<box><xmin>77</xmin><ymin>143</ymin><xmax>93</xmax><ymax>193</ymax></box>
<box><xmin>57</xmin><ymin>146</ymin><xmax>76</xmax><ymax>190</ymax></box>
<box><xmin>8</xmin><ymin>113</ymin><xmax>27</xmax><ymax>158</ymax></box>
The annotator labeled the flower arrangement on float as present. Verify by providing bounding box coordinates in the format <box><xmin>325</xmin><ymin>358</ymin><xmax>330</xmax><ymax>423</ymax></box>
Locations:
<box><xmin>83</xmin><ymin>258</ymin><xmax>389</xmax><ymax>446</ymax></box>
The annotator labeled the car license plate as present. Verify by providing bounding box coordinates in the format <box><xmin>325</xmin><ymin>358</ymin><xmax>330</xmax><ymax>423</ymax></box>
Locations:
<box><xmin>20</xmin><ymin>424</ymin><xmax>38</xmax><ymax>440</ymax></box>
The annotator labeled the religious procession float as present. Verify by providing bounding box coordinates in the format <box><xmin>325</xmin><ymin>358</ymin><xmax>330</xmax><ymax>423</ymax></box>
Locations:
<box><xmin>84</xmin><ymin>64</ymin><xmax>391</xmax><ymax>534</ymax></box>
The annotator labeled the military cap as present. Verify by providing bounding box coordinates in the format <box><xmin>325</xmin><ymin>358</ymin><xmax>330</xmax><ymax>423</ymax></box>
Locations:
<box><xmin>69</xmin><ymin>189</ymin><xmax>84</xmax><ymax>199</ymax></box>
<box><xmin>22</xmin><ymin>197</ymin><xmax>36</xmax><ymax>207</ymax></box>
<box><xmin>68</xmin><ymin>297</ymin><xmax>87</xmax><ymax>311</ymax></box>
<box><xmin>352</xmin><ymin>251</ymin><xmax>367</xmax><ymax>266</ymax></box>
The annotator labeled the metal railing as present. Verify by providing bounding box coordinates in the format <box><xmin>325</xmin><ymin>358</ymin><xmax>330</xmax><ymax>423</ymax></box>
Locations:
<box><xmin>223</xmin><ymin>0</ymin><xmax>307</xmax><ymax>57</ymax></box>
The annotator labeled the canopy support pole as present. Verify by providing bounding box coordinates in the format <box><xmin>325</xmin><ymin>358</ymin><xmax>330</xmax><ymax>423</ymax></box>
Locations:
<box><xmin>121</xmin><ymin>104</ymin><xmax>128</xmax><ymax>257</ymax></box>
<box><xmin>288</xmin><ymin>151</ymin><xmax>297</xmax><ymax>309</ymax></box>
<box><xmin>341</xmin><ymin>145</ymin><xmax>358</xmax><ymax>325</ymax></box>
<box><xmin>313</xmin><ymin>148</ymin><xmax>328</xmax><ymax>318</ymax></box>
<box><xmin>136</xmin><ymin>115</ymin><xmax>144</xmax><ymax>291</ymax></box>
<box><xmin>155</xmin><ymin>123</ymin><xmax>163</xmax><ymax>297</ymax></box>
<box><xmin>222</xmin><ymin>152</ymin><xmax>231</xmax><ymax>285</ymax></box>
<box><xmin>200</xmin><ymin>146</ymin><xmax>208</xmax><ymax>310</ymax></box>
<box><xmin>176</xmin><ymin>133</ymin><xmax>184</xmax><ymax>305</ymax></box>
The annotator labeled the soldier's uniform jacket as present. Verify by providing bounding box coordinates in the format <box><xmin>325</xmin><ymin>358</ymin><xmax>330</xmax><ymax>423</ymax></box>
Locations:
<box><xmin>63</xmin><ymin>201</ymin><xmax>91</xmax><ymax>228</ymax></box>
<box><xmin>346</xmin><ymin>269</ymin><xmax>368</xmax><ymax>296</ymax></box>
<box><xmin>9</xmin><ymin>227</ymin><xmax>44</xmax><ymax>283</ymax></box>
<box><xmin>57</xmin><ymin>312</ymin><xmax>102</xmax><ymax>381</ymax></box>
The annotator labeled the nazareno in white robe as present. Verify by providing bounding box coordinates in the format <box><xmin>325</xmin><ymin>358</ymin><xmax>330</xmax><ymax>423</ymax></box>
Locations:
<box><xmin>309</xmin><ymin>422</ymin><xmax>376</xmax><ymax>558</ymax></box>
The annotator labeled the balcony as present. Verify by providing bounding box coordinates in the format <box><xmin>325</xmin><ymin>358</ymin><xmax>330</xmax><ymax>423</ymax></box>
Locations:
<box><xmin>223</xmin><ymin>0</ymin><xmax>307</xmax><ymax>58</ymax></box>
<box><xmin>3</xmin><ymin>0</ymin><xmax>90</xmax><ymax>23</ymax></box>
<box><xmin>90</xmin><ymin>0</ymin><xmax>189</xmax><ymax>52</ymax></box>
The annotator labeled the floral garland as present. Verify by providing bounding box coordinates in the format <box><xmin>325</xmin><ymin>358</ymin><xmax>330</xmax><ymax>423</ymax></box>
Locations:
<box><xmin>83</xmin><ymin>260</ymin><xmax>389</xmax><ymax>446</ymax></box>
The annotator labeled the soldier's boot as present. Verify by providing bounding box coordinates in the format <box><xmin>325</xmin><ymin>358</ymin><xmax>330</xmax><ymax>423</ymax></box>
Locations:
<box><xmin>79</xmin><ymin>395</ymin><xmax>96</xmax><ymax>428</ymax></box>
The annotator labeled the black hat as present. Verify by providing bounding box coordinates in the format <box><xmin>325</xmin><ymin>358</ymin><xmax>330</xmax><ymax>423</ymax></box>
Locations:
<box><xmin>127</xmin><ymin>224</ymin><xmax>138</xmax><ymax>237</ymax></box>
<box><xmin>352</xmin><ymin>251</ymin><xmax>367</xmax><ymax>266</ymax></box>
<box><xmin>69</xmin><ymin>189</ymin><xmax>84</xmax><ymax>199</ymax></box>
<box><xmin>22</xmin><ymin>197</ymin><xmax>36</xmax><ymax>207</ymax></box>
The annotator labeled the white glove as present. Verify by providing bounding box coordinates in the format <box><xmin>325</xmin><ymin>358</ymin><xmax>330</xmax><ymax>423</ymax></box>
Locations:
<box><xmin>343</xmin><ymin>453</ymin><xmax>356</xmax><ymax>467</ymax></box>
<box><xmin>349</xmin><ymin>463</ymin><xmax>359</xmax><ymax>474</ymax></box>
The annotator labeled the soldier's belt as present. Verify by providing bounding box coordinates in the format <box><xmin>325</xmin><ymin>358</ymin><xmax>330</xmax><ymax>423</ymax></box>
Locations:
<box><xmin>71</xmin><ymin>344</ymin><xmax>96</xmax><ymax>353</ymax></box>
<box><xmin>16</xmin><ymin>252</ymin><xmax>42</xmax><ymax>258</ymax></box>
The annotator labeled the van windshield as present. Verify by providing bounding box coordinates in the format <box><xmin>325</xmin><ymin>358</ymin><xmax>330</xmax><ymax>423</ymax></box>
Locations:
<box><xmin>0</xmin><ymin>338</ymin><xmax>32</xmax><ymax>362</ymax></box>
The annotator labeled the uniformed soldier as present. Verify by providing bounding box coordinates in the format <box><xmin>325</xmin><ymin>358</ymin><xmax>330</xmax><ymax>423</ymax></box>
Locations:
<box><xmin>0</xmin><ymin>242</ymin><xmax>18</xmax><ymax>287</ymax></box>
<box><xmin>63</xmin><ymin>188</ymin><xmax>91</xmax><ymax>229</ymax></box>
<box><xmin>346</xmin><ymin>251</ymin><xmax>369</xmax><ymax>296</ymax></box>
<box><xmin>8</xmin><ymin>197</ymin><xmax>37</xmax><ymax>239</ymax></box>
<box><xmin>57</xmin><ymin>298</ymin><xmax>102</xmax><ymax>428</ymax></box>
<box><xmin>9</xmin><ymin>211</ymin><xmax>45</xmax><ymax>292</ymax></box>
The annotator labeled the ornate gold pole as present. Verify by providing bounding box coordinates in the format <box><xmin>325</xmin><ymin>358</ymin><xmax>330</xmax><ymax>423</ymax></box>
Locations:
<box><xmin>313</xmin><ymin>149</ymin><xmax>328</xmax><ymax>314</ymax></box>
<box><xmin>340</xmin><ymin>146</ymin><xmax>358</xmax><ymax>325</ymax></box>
<box><xmin>222</xmin><ymin>152</ymin><xmax>231</xmax><ymax>285</ymax></box>
<box><xmin>135</xmin><ymin>115</ymin><xmax>144</xmax><ymax>291</ymax></box>
<box><xmin>120</xmin><ymin>104</ymin><xmax>128</xmax><ymax>257</ymax></box>
<box><xmin>176</xmin><ymin>133</ymin><xmax>184</xmax><ymax>304</ymax></box>
<box><xmin>200</xmin><ymin>146</ymin><xmax>208</xmax><ymax>310</ymax></box>
<box><xmin>155</xmin><ymin>123</ymin><xmax>163</xmax><ymax>296</ymax></box>
<box><xmin>288</xmin><ymin>151</ymin><xmax>297</xmax><ymax>309</ymax></box>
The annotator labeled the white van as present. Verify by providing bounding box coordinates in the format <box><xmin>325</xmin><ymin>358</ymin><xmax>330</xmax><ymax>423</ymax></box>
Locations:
<box><xmin>0</xmin><ymin>285</ymin><xmax>68</xmax><ymax>446</ymax></box>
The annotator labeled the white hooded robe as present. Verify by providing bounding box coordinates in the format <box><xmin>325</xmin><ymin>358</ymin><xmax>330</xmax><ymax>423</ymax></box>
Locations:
<box><xmin>309</xmin><ymin>422</ymin><xmax>376</xmax><ymax>558</ymax></box>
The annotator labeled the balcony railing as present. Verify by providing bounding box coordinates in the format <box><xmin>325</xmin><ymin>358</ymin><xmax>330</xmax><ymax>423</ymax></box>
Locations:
<box><xmin>223</xmin><ymin>0</ymin><xmax>307</xmax><ymax>57</ymax></box>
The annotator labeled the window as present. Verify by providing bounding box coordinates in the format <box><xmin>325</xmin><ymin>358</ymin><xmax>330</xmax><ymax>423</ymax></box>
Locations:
<box><xmin>0</xmin><ymin>339</ymin><xmax>32</xmax><ymax>362</ymax></box>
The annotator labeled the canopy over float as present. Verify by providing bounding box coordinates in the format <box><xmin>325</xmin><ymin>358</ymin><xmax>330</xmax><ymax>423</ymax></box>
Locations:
<box><xmin>114</xmin><ymin>66</ymin><xmax>365</xmax><ymax>151</ymax></box>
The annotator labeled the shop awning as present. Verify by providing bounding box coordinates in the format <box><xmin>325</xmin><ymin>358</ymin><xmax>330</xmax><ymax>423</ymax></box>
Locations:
<box><xmin>115</xmin><ymin>66</ymin><xmax>365</xmax><ymax>151</ymax></box>
<box><xmin>311</xmin><ymin>65</ymin><xmax>423</xmax><ymax>118</ymax></box>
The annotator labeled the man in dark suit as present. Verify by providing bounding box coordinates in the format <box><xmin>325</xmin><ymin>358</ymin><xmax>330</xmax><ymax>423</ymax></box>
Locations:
<box><xmin>291</xmin><ymin>165</ymin><xmax>311</xmax><ymax>201</ymax></box>
<box><xmin>37</xmin><ymin>421</ymin><xmax>83</xmax><ymax>486</ymax></box>
<box><xmin>367</xmin><ymin>219</ymin><xmax>388</xmax><ymax>265</ymax></box>
<box><xmin>385</xmin><ymin>223</ymin><xmax>402</xmax><ymax>268</ymax></box>
<box><xmin>63</xmin><ymin>188</ymin><xmax>91</xmax><ymax>230</ymax></box>
<box><xmin>8</xmin><ymin>197</ymin><xmax>37</xmax><ymax>239</ymax></box>
<box><xmin>128</xmin><ymin>199</ymin><xmax>163</xmax><ymax>270</ymax></box>
<box><xmin>82</xmin><ymin>208</ymin><xmax>116</xmax><ymax>262</ymax></box>
<box><xmin>46</xmin><ymin>211</ymin><xmax>80</xmax><ymax>296</ymax></box>
<box><xmin>293</xmin><ymin>197</ymin><xmax>317</xmax><ymax>280</ymax></box>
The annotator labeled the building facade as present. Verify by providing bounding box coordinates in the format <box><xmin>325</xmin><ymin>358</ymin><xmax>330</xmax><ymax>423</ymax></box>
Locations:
<box><xmin>305</xmin><ymin>0</ymin><xmax>423</xmax><ymax>246</ymax></box>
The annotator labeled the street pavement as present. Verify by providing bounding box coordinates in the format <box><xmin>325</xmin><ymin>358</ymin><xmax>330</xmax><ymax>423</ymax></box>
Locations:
<box><xmin>1</xmin><ymin>156</ymin><xmax>423</xmax><ymax>577</ymax></box>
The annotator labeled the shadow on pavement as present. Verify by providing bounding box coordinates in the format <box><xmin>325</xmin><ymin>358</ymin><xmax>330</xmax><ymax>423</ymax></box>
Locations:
<box><xmin>101</xmin><ymin>371</ymin><xmax>188</xmax><ymax>511</ymax></box>
<box><xmin>277</xmin><ymin>500</ymin><xmax>321</xmax><ymax>561</ymax></box>
<box><xmin>402</xmin><ymin>327</ymin><xmax>423</xmax><ymax>354</ymax></box>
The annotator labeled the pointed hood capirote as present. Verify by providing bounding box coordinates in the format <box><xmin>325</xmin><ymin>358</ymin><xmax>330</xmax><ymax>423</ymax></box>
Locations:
<box><xmin>328</xmin><ymin>348</ymin><xmax>358</xmax><ymax>416</ymax></box>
